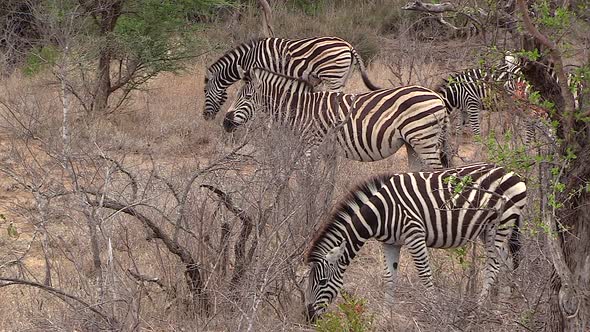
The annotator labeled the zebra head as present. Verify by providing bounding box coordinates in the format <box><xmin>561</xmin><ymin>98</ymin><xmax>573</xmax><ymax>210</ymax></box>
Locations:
<box><xmin>501</xmin><ymin>52</ymin><xmax>524</xmax><ymax>93</ymax></box>
<box><xmin>224</xmin><ymin>67</ymin><xmax>260</xmax><ymax>132</ymax></box>
<box><xmin>305</xmin><ymin>242</ymin><xmax>346</xmax><ymax>322</ymax></box>
<box><xmin>203</xmin><ymin>69</ymin><xmax>228</xmax><ymax>121</ymax></box>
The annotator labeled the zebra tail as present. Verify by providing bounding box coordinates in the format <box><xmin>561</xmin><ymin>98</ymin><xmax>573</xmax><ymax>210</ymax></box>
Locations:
<box><xmin>508</xmin><ymin>220</ymin><xmax>522</xmax><ymax>270</ymax></box>
<box><xmin>440</xmin><ymin>145</ymin><xmax>451</xmax><ymax>168</ymax></box>
<box><xmin>350</xmin><ymin>48</ymin><xmax>381</xmax><ymax>91</ymax></box>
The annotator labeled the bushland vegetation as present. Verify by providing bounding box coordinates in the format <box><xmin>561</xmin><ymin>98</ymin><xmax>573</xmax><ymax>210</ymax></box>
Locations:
<box><xmin>0</xmin><ymin>0</ymin><xmax>588</xmax><ymax>331</ymax></box>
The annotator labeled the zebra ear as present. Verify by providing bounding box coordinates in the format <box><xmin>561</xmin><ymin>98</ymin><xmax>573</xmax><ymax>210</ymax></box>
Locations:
<box><xmin>325</xmin><ymin>242</ymin><xmax>346</xmax><ymax>265</ymax></box>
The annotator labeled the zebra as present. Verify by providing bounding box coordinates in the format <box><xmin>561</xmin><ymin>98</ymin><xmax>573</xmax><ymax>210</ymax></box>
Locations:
<box><xmin>304</xmin><ymin>163</ymin><xmax>527</xmax><ymax>321</ymax></box>
<box><xmin>436</xmin><ymin>63</ymin><xmax>516</xmax><ymax>137</ymax></box>
<box><xmin>203</xmin><ymin>36</ymin><xmax>380</xmax><ymax>121</ymax></box>
<box><xmin>224</xmin><ymin>67</ymin><xmax>450</xmax><ymax>170</ymax></box>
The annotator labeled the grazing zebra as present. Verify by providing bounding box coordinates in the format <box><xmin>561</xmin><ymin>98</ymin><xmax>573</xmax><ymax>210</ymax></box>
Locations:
<box><xmin>305</xmin><ymin>163</ymin><xmax>526</xmax><ymax>321</ymax></box>
<box><xmin>224</xmin><ymin>68</ymin><xmax>450</xmax><ymax>170</ymax></box>
<box><xmin>203</xmin><ymin>36</ymin><xmax>380</xmax><ymax>120</ymax></box>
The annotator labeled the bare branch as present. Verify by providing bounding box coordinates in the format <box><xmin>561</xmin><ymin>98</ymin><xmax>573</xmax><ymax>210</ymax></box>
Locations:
<box><xmin>200</xmin><ymin>184</ymin><xmax>254</xmax><ymax>288</ymax></box>
<box><xmin>0</xmin><ymin>277</ymin><xmax>117</xmax><ymax>328</ymax></box>
<box><xmin>174</xmin><ymin>142</ymin><xmax>247</xmax><ymax>240</ymax></box>
<box><xmin>84</xmin><ymin>195</ymin><xmax>210</xmax><ymax>314</ymax></box>
<box><xmin>258</xmin><ymin>0</ymin><xmax>274</xmax><ymax>37</ymax></box>
<box><xmin>127</xmin><ymin>268</ymin><xmax>165</xmax><ymax>289</ymax></box>
<box><xmin>99</xmin><ymin>155</ymin><xmax>138</xmax><ymax>201</ymax></box>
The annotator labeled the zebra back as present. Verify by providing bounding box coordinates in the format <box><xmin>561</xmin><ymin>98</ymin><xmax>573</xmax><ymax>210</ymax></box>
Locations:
<box><xmin>306</xmin><ymin>163</ymin><xmax>526</xmax><ymax>263</ymax></box>
<box><xmin>203</xmin><ymin>36</ymin><xmax>379</xmax><ymax>120</ymax></box>
<box><xmin>226</xmin><ymin>68</ymin><xmax>449</xmax><ymax>167</ymax></box>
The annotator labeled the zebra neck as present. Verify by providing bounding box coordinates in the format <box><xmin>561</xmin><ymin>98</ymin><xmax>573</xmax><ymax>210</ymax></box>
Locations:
<box><xmin>210</xmin><ymin>42</ymin><xmax>256</xmax><ymax>89</ymax></box>
<box><xmin>310</xmin><ymin>219</ymin><xmax>372</xmax><ymax>266</ymax></box>
<box><xmin>261</xmin><ymin>81</ymin><xmax>314</xmax><ymax>122</ymax></box>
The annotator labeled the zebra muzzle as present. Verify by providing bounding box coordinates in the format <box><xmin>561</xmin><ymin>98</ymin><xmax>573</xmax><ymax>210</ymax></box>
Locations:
<box><xmin>305</xmin><ymin>304</ymin><xmax>319</xmax><ymax>322</ymax></box>
<box><xmin>203</xmin><ymin>110</ymin><xmax>217</xmax><ymax>121</ymax></box>
<box><xmin>223</xmin><ymin>115</ymin><xmax>239</xmax><ymax>132</ymax></box>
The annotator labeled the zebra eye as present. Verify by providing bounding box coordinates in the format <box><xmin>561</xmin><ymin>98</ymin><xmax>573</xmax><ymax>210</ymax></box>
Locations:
<box><xmin>318</xmin><ymin>278</ymin><xmax>328</xmax><ymax>287</ymax></box>
<box><xmin>244</xmin><ymin>93</ymin><xmax>253</xmax><ymax>99</ymax></box>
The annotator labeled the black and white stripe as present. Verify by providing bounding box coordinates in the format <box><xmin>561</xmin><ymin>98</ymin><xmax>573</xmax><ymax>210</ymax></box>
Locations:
<box><xmin>437</xmin><ymin>63</ymin><xmax>515</xmax><ymax>137</ymax></box>
<box><xmin>225</xmin><ymin>68</ymin><xmax>450</xmax><ymax>170</ymax></box>
<box><xmin>304</xmin><ymin>163</ymin><xmax>527</xmax><ymax>320</ymax></box>
<box><xmin>203</xmin><ymin>36</ymin><xmax>380</xmax><ymax>120</ymax></box>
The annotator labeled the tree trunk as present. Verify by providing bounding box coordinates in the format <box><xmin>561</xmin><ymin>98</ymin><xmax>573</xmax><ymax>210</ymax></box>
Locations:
<box><xmin>93</xmin><ymin>50</ymin><xmax>111</xmax><ymax>114</ymax></box>
<box><xmin>550</xmin><ymin>144</ymin><xmax>590</xmax><ymax>331</ymax></box>
<box><xmin>515</xmin><ymin>1</ymin><xmax>590</xmax><ymax>329</ymax></box>
<box><xmin>91</xmin><ymin>0</ymin><xmax>124</xmax><ymax>114</ymax></box>
<box><xmin>258</xmin><ymin>0</ymin><xmax>274</xmax><ymax>37</ymax></box>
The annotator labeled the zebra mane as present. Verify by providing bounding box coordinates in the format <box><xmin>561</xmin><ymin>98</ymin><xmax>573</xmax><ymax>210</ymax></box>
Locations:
<box><xmin>208</xmin><ymin>38</ymin><xmax>262</xmax><ymax>72</ymax></box>
<box><xmin>250</xmin><ymin>67</ymin><xmax>315</xmax><ymax>91</ymax></box>
<box><xmin>304</xmin><ymin>174</ymin><xmax>392</xmax><ymax>264</ymax></box>
<box><xmin>433</xmin><ymin>70</ymin><xmax>469</xmax><ymax>91</ymax></box>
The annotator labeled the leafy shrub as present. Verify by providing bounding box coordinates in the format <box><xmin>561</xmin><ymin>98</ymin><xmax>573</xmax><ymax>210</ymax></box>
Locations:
<box><xmin>314</xmin><ymin>291</ymin><xmax>374</xmax><ymax>332</ymax></box>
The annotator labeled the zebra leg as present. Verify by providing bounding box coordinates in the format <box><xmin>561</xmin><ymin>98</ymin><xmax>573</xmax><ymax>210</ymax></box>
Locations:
<box><xmin>404</xmin><ymin>230</ymin><xmax>434</xmax><ymax>289</ymax></box>
<box><xmin>407</xmin><ymin>141</ymin><xmax>444</xmax><ymax>171</ymax></box>
<box><xmin>453</xmin><ymin>109</ymin><xmax>464</xmax><ymax>136</ymax></box>
<box><xmin>479</xmin><ymin>223</ymin><xmax>502</xmax><ymax>304</ymax></box>
<box><xmin>382</xmin><ymin>244</ymin><xmax>402</xmax><ymax>303</ymax></box>
<box><xmin>495</xmin><ymin>216</ymin><xmax>522</xmax><ymax>303</ymax></box>
<box><xmin>467</xmin><ymin>106</ymin><xmax>482</xmax><ymax>136</ymax></box>
<box><xmin>405</xmin><ymin>143</ymin><xmax>423</xmax><ymax>171</ymax></box>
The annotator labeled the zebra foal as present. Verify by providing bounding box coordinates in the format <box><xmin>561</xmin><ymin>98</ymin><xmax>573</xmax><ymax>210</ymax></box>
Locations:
<box><xmin>224</xmin><ymin>68</ymin><xmax>450</xmax><ymax>170</ymax></box>
<box><xmin>305</xmin><ymin>163</ymin><xmax>526</xmax><ymax>321</ymax></box>
<box><xmin>203</xmin><ymin>36</ymin><xmax>380</xmax><ymax>120</ymax></box>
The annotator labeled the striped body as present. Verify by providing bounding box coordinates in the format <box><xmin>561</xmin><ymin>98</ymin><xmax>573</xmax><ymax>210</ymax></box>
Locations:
<box><xmin>203</xmin><ymin>36</ymin><xmax>379</xmax><ymax>120</ymax></box>
<box><xmin>225</xmin><ymin>68</ymin><xmax>449</xmax><ymax>169</ymax></box>
<box><xmin>437</xmin><ymin>66</ymin><xmax>513</xmax><ymax>136</ymax></box>
<box><xmin>305</xmin><ymin>163</ymin><xmax>527</xmax><ymax>320</ymax></box>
